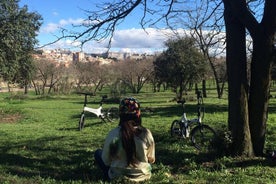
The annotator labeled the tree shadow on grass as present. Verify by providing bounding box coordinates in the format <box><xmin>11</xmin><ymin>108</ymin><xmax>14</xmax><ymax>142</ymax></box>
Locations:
<box><xmin>1</xmin><ymin>132</ymin><xmax>275</xmax><ymax>183</ymax></box>
<box><xmin>0</xmin><ymin>136</ymin><xmax>103</xmax><ymax>182</ymax></box>
<box><xmin>153</xmin><ymin>132</ymin><xmax>276</xmax><ymax>175</ymax></box>
<box><xmin>269</xmin><ymin>102</ymin><xmax>276</xmax><ymax>113</ymax></box>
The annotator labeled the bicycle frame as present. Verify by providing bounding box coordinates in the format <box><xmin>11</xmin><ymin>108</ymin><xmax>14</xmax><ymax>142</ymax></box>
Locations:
<box><xmin>79</xmin><ymin>92</ymin><xmax>106</xmax><ymax>120</ymax></box>
<box><xmin>171</xmin><ymin>90</ymin><xmax>217</xmax><ymax>152</ymax></box>
<box><xmin>181</xmin><ymin>115</ymin><xmax>201</xmax><ymax>126</ymax></box>
<box><xmin>83</xmin><ymin>103</ymin><xmax>104</xmax><ymax>119</ymax></box>
<box><xmin>78</xmin><ymin>92</ymin><xmax>119</xmax><ymax>130</ymax></box>
<box><xmin>178</xmin><ymin>112</ymin><xmax>199</xmax><ymax>138</ymax></box>
<box><xmin>179</xmin><ymin>105</ymin><xmax>202</xmax><ymax>125</ymax></box>
<box><xmin>177</xmin><ymin>91</ymin><xmax>204</xmax><ymax>137</ymax></box>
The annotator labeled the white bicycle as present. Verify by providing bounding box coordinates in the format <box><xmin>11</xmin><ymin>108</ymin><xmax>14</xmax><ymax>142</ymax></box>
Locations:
<box><xmin>78</xmin><ymin>92</ymin><xmax>119</xmax><ymax>131</ymax></box>
<box><xmin>171</xmin><ymin>90</ymin><xmax>217</xmax><ymax>152</ymax></box>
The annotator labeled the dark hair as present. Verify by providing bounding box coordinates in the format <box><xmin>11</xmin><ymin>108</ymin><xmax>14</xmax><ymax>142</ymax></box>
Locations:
<box><xmin>117</xmin><ymin>97</ymin><xmax>144</xmax><ymax>165</ymax></box>
<box><xmin>119</xmin><ymin>116</ymin><xmax>145</xmax><ymax>166</ymax></box>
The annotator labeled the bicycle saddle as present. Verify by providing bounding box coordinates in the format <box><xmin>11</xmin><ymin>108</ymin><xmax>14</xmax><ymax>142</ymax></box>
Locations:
<box><xmin>177</xmin><ymin>99</ymin><xmax>186</xmax><ymax>104</ymax></box>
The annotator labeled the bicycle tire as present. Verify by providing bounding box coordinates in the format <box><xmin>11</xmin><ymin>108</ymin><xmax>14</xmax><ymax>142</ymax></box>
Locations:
<box><xmin>106</xmin><ymin>107</ymin><xmax>119</xmax><ymax>122</ymax></box>
<box><xmin>79</xmin><ymin>113</ymin><xmax>85</xmax><ymax>131</ymax></box>
<box><xmin>190</xmin><ymin>124</ymin><xmax>216</xmax><ymax>152</ymax></box>
<box><xmin>170</xmin><ymin>120</ymin><xmax>184</xmax><ymax>138</ymax></box>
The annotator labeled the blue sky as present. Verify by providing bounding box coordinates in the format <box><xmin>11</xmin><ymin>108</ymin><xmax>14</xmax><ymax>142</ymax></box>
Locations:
<box><xmin>19</xmin><ymin>0</ymin><xmax>174</xmax><ymax>53</ymax></box>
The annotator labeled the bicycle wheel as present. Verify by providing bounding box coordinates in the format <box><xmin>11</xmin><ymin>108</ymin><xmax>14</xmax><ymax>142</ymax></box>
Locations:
<box><xmin>190</xmin><ymin>124</ymin><xmax>216</xmax><ymax>152</ymax></box>
<box><xmin>79</xmin><ymin>113</ymin><xmax>85</xmax><ymax>131</ymax></box>
<box><xmin>106</xmin><ymin>107</ymin><xmax>119</xmax><ymax>122</ymax></box>
<box><xmin>170</xmin><ymin>120</ymin><xmax>184</xmax><ymax>138</ymax></box>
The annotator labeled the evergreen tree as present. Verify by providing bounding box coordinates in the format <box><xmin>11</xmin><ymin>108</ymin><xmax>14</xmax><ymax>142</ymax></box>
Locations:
<box><xmin>154</xmin><ymin>37</ymin><xmax>207</xmax><ymax>99</ymax></box>
<box><xmin>0</xmin><ymin>0</ymin><xmax>42</xmax><ymax>92</ymax></box>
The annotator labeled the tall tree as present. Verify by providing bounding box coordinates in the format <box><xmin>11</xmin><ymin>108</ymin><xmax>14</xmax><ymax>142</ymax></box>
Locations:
<box><xmin>0</xmin><ymin>0</ymin><xmax>42</xmax><ymax>92</ymax></box>
<box><xmin>224</xmin><ymin>1</ymin><xmax>253</xmax><ymax>156</ymax></box>
<box><xmin>179</xmin><ymin>0</ymin><xmax>227</xmax><ymax>98</ymax></box>
<box><xmin>223</xmin><ymin>0</ymin><xmax>276</xmax><ymax>156</ymax></box>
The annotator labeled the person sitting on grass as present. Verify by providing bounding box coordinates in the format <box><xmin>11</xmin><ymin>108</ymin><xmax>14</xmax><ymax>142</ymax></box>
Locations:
<box><xmin>94</xmin><ymin>97</ymin><xmax>155</xmax><ymax>182</ymax></box>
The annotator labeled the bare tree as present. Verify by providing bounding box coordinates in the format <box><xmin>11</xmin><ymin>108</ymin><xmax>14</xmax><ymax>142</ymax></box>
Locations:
<box><xmin>31</xmin><ymin>59</ymin><xmax>77</xmax><ymax>95</ymax></box>
<box><xmin>32</xmin><ymin>58</ymin><xmax>64</xmax><ymax>95</ymax></box>
<box><xmin>54</xmin><ymin>64</ymin><xmax>76</xmax><ymax>94</ymax></box>
<box><xmin>117</xmin><ymin>58</ymin><xmax>153</xmax><ymax>93</ymax></box>
<box><xmin>74</xmin><ymin>61</ymin><xmax>109</xmax><ymax>95</ymax></box>
<box><xmin>168</xmin><ymin>0</ymin><xmax>226</xmax><ymax>98</ymax></box>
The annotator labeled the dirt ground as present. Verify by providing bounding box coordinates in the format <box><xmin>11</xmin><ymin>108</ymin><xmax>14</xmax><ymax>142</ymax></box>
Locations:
<box><xmin>0</xmin><ymin>112</ymin><xmax>21</xmax><ymax>123</ymax></box>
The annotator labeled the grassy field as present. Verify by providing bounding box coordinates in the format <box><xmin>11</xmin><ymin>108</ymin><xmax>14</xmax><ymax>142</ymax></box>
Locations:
<box><xmin>1</xmin><ymin>88</ymin><xmax>276</xmax><ymax>184</ymax></box>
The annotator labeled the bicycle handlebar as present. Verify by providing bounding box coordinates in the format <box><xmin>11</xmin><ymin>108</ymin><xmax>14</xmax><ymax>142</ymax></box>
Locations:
<box><xmin>177</xmin><ymin>100</ymin><xmax>186</xmax><ymax>104</ymax></box>
<box><xmin>177</xmin><ymin>90</ymin><xmax>204</xmax><ymax>119</ymax></box>
<box><xmin>196</xmin><ymin>90</ymin><xmax>201</xmax><ymax>98</ymax></box>
<box><xmin>177</xmin><ymin>90</ymin><xmax>203</xmax><ymax>106</ymax></box>
<box><xmin>77</xmin><ymin>92</ymin><xmax>108</xmax><ymax>107</ymax></box>
<box><xmin>196</xmin><ymin>90</ymin><xmax>204</xmax><ymax>119</ymax></box>
<box><xmin>76</xmin><ymin>92</ymin><xmax>95</xmax><ymax>96</ymax></box>
<box><xmin>196</xmin><ymin>90</ymin><xmax>203</xmax><ymax>105</ymax></box>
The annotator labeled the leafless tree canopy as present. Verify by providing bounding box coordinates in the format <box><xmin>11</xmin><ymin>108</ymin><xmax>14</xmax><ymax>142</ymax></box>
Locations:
<box><xmin>49</xmin><ymin>0</ymin><xmax>215</xmax><ymax>49</ymax></box>
<box><xmin>40</xmin><ymin>0</ymin><xmax>266</xmax><ymax>54</ymax></box>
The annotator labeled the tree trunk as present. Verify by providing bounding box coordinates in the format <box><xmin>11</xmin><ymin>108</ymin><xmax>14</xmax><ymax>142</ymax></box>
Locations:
<box><xmin>24</xmin><ymin>84</ymin><xmax>28</xmax><ymax>94</ymax></box>
<box><xmin>224</xmin><ymin>2</ymin><xmax>254</xmax><ymax>156</ymax></box>
<box><xmin>24</xmin><ymin>79</ymin><xmax>29</xmax><ymax>94</ymax></box>
<box><xmin>246</xmin><ymin>0</ymin><xmax>276</xmax><ymax>156</ymax></box>
<box><xmin>224</xmin><ymin>0</ymin><xmax>276</xmax><ymax>157</ymax></box>
<box><xmin>202</xmin><ymin>79</ymin><xmax>207</xmax><ymax>98</ymax></box>
<box><xmin>249</xmin><ymin>36</ymin><xmax>273</xmax><ymax>156</ymax></box>
<box><xmin>209</xmin><ymin>59</ymin><xmax>223</xmax><ymax>99</ymax></box>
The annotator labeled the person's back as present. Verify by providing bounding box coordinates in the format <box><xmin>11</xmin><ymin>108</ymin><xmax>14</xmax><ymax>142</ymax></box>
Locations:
<box><xmin>94</xmin><ymin>97</ymin><xmax>155</xmax><ymax>182</ymax></box>
<box><xmin>102</xmin><ymin>125</ymin><xmax>155</xmax><ymax>181</ymax></box>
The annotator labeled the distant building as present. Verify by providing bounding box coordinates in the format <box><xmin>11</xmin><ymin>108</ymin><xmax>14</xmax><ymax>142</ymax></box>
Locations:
<box><xmin>108</xmin><ymin>52</ymin><xmax>126</xmax><ymax>60</ymax></box>
<box><xmin>73</xmin><ymin>52</ymin><xmax>85</xmax><ymax>63</ymax></box>
<box><xmin>32</xmin><ymin>49</ymin><xmax>159</xmax><ymax>67</ymax></box>
<box><xmin>107</xmin><ymin>51</ymin><xmax>156</xmax><ymax>61</ymax></box>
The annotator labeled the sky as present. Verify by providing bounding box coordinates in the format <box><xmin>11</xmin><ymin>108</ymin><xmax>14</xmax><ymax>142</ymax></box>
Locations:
<box><xmin>19</xmin><ymin>0</ymin><xmax>176</xmax><ymax>54</ymax></box>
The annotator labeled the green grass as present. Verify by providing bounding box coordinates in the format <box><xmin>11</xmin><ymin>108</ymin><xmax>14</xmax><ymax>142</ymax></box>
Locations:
<box><xmin>0</xmin><ymin>89</ymin><xmax>276</xmax><ymax>183</ymax></box>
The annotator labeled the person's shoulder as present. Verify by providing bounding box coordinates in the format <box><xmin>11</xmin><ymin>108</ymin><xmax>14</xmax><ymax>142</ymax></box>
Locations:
<box><xmin>141</xmin><ymin>128</ymin><xmax>154</xmax><ymax>144</ymax></box>
<box><xmin>140</xmin><ymin>127</ymin><xmax>153</xmax><ymax>138</ymax></box>
<box><xmin>144</xmin><ymin>127</ymin><xmax>152</xmax><ymax>134</ymax></box>
<box><xmin>107</xmin><ymin>126</ymin><xmax>121</xmax><ymax>136</ymax></box>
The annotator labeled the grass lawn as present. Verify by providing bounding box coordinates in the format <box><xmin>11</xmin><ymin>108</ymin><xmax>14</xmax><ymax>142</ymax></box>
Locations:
<box><xmin>0</xmin><ymin>89</ymin><xmax>276</xmax><ymax>183</ymax></box>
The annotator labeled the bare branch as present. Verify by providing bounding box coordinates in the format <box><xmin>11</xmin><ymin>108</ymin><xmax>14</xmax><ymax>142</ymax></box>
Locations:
<box><xmin>45</xmin><ymin>0</ymin><xmax>143</xmax><ymax>49</ymax></box>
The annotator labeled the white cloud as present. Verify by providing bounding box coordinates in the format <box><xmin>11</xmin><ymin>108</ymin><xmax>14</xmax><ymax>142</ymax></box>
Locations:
<box><xmin>59</xmin><ymin>18</ymin><xmax>85</xmax><ymax>26</ymax></box>
<box><xmin>112</xmin><ymin>28</ymin><xmax>168</xmax><ymax>48</ymax></box>
<box><xmin>40</xmin><ymin>23</ymin><xmax>60</xmax><ymax>33</ymax></box>
<box><xmin>40</xmin><ymin>27</ymin><xmax>185</xmax><ymax>53</ymax></box>
<box><xmin>43</xmin><ymin>39</ymin><xmax>82</xmax><ymax>51</ymax></box>
<box><xmin>38</xmin><ymin>19</ymin><xmax>225</xmax><ymax>55</ymax></box>
<box><xmin>40</xmin><ymin>18</ymin><xmax>86</xmax><ymax>34</ymax></box>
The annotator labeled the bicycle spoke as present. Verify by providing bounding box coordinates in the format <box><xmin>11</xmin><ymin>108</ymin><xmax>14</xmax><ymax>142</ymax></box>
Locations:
<box><xmin>191</xmin><ymin>125</ymin><xmax>216</xmax><ymax>152</ymax></box>
<box><xmin>171</xmin><ymin>120</ymin><xmax>185</xmax><ymax>138</ymax></box>
<box><xmin>106</xmin><ymin>107</ymin><xmax>119</xmax><ymax>122</ymax></box>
